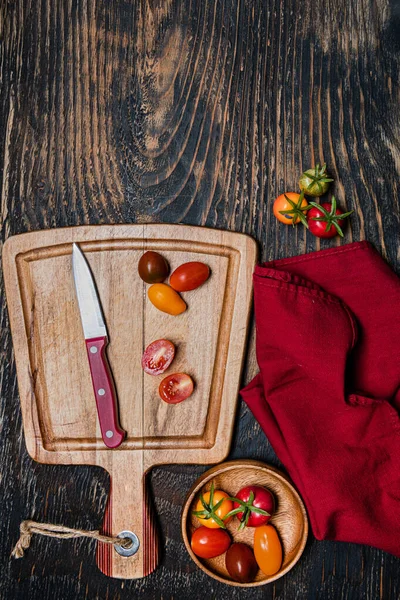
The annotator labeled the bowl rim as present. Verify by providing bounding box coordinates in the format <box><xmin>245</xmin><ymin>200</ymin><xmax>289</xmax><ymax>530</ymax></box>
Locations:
<box><xmin>181</xmin><ymin>459</ymin><xmax>309</xmax><ymax>587</ymax></box>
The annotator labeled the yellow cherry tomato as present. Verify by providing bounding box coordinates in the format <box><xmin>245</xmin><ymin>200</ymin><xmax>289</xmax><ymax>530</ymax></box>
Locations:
<box><xmin>148</xmin><ymin>283</ymin><xmax>186</xmax><ymax>315</ymax></box>
<box><xmin>194</xmin><ymin>490</ymin><xmax>233</xmax><ymax>529</ymax></box>
<box><xmin>254</xmin><ymin>524</ymin><xmax>283</xmax><ymax>576</ymax></box>
<box><xmin>273</xmin><ymin>192</ymin><xmax>309</xmax><ymax>226</ymax></box>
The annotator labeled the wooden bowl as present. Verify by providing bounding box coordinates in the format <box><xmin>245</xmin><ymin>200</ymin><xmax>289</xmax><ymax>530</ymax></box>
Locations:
<box><xmin>181</xmin><ymin>460</ymin><xmax>308</xmax><ymax>587</ymax></box>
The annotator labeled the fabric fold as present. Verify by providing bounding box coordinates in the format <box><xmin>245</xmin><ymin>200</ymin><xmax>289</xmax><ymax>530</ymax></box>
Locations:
<box><xmin>242</xmin><ymin>241</ymin><xmax>400</xmax><ymax>556</ymax></box>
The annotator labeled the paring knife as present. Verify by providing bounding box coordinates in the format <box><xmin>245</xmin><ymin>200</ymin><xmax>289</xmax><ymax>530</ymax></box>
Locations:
<box><xmin>72</xmin><ymin>243</ymin><xmax>126</xmax><ymax>448</ymax></box>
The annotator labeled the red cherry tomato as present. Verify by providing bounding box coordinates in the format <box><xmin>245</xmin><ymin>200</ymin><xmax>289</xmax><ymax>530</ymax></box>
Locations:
<box><xmin>191</xmin><ymin>526</ymin><xmax>231</xmax><ymax>559</ymax></box>
<box><xmin>141</xmin><ymin>339</ymin><xmax>175</xmax><ymax>375</ymax></box>
<box><xmin>233</xmin><ymin>485</ymin><xmax>274</xmax><ymax>528</ymax></box>
<box><xmin>170</xmin><ymin>262</ymin><xmax>210</xmax><ymax>292</ymax></box>
<box><xmin>307</xmin><ymin>197</ymin><xmax>353</xmax><ymax>238</ymax></box>
<box><xmin>138</xmin><ymin>251</ymin><xmax>169</xmax><ymax>283</ymax></box>
<box><xmin>159</xmin><ymin>373</ymin><xmax>194</xmax><ymax>404</ymax></box>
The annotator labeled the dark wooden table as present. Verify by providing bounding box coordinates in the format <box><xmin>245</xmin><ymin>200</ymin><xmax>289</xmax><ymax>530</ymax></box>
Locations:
<box><xmin>1</xmin><ymin>1</ymin><xmax>400</xmax><ymax>598</ymax></box>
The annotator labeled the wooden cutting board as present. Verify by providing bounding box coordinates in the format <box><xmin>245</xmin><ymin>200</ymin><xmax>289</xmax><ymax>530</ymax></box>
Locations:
<box><xmin>3</xmin><ymin>224</ymin><xmax>257</xmax><ymax>579</ymax></box>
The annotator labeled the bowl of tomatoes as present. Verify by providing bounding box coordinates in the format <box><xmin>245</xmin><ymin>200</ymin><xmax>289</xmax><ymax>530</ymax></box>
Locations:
<box><xmin>181</xmin><ymin>460</ymin><xmax>308</xmax><ymax>587</ymax></box>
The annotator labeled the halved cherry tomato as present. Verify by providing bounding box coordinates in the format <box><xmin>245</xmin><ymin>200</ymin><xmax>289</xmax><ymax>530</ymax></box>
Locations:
<box><xmin>193</xmin><ymin>485</ymin><xmax>233</xmax><ymax>529</ymax></box>
<box><xmin>170</xmin><ymin>262</ymin><xmax>210</xmax><ymax>292</ymax></box>
<box><xmin>191</xmin><ymin>526</ymin><xmax>231</xmax><ymax>559</ymax></box>
<box><xmin>254</xmin><ymin>524</ymin><xmax>282</xmax><ymax>576</ymax></box>
<box><xmin>138</xmin><ymin>251</ymin><xmax>169</xmax><ymax>283</ymax></box>
<box><xmin>159</xmin><ymin>373</ymin><xmax>194</xmax><ymax>404</ymax></box>
<box><xmin>273</xmin><ymin>191</ymin><xmax>309</xmax><ymax>226</ymax></box>
<box><xmin>148</xmin><ymin>283</ymin><xmax>186</xmax><ymax>315</ymax></box>
<box><xmin>141</xmin><ymin>339</ymin><xmax>175</xmax><ymax>375</ymax></box>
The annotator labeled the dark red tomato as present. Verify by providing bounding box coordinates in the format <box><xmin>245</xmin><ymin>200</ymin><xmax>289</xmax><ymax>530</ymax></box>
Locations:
<box><xmin>159</xmin><ymin>373</ymin><xmax>194</xmax><ymax>404</ymax></box>
<box><xmin>307</xmin><ymin>197</ymin><xmax>353</xmax><ymax>238</ymax></box>
<box><xmin>138</xmin><ymin>251</ymin><xmax>169</xmax><ymax>283</ymax></box>
<box><xmin>225</xmin><ymin>543</ymin><xmax>258</xmax><ymax>583</ymax></box>
<box><xmin>141</xmin><ymin>339</ymin><xmax>175</xmax><ymax>375</ymax></box>
<box><xmin>233</xmin><ymin>486</ymin><xmax>274</xmax><ymax>529</ymax></box>
<box><xmin>191</xmin><ymin>526</ymin><xmax>231</xmax><ymax>559</ymax></box>
<box><xmin>170</xmin><ymin>262</ymin><xmax>210</xmax><ymax>292</ymax></box>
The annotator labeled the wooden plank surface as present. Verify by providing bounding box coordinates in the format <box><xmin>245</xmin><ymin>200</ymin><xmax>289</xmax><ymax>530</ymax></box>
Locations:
<box><xmin>1</xmin><ymin>0</ymin><xmax>400</xmax><ymax>598</ymax></box>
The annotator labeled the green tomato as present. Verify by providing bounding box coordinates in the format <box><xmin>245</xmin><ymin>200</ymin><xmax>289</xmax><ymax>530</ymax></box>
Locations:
<box><xmin>299</xmin><ymin>163</ymin><xmax>333</xmax><ymax>197</ymax></box>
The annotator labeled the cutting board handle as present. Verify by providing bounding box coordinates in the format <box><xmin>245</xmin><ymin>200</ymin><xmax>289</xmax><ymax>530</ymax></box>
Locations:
<box><xmin>96</xmin><ymin>460</ymin><xmax>158</xmax><ymax>579</ymax></box>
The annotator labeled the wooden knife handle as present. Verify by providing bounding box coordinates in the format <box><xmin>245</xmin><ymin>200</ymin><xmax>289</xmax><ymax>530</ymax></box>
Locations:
<box><xmin>86</xmin><ymin>336</ymin><xmax>125</xmax><ymax>448</ymax></box>
<box><xmin>96</xmin><ymin>461</ymin><xmax>159</xmax><ymax>579</ymax></box>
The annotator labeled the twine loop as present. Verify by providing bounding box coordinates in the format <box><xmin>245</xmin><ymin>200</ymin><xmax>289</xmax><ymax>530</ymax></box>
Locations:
<box><xmin>11</xmin><ymin>520</ymin><xmax>132</xmax><ymax>559</ymax></box>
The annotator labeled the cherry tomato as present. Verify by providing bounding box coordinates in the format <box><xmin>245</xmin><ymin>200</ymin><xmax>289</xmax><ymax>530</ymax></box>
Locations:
<box><xmin>159</xmin><ymin>373</ymin><xmax>194</xmax><ymax>404</ymax></box>
<box><xmin>299</xmin><ymin>163</ymin><xmax>333</xmax><ymax>197</ymax></box>
<box><xmin>141</xmin><ymin>339</ymin><xmax>175</xmax><ymax>375</ymax></box>
<box><xmin>170</xmin><ymin>262</ymin><xmax>210</xmax><ymax>292</ymax></box>
<box><xmin>191</xmin><ymin>526</ymin><xmax>231</xmax><ymax>559</ymax></box>
<box><xmin>254</xmin><ymin>524</ymin><xmax>282</xmax><ymax>576</ymax></box>
<box><xmin>225</xmin><ymin>543</ymin><xmax>258</xmax><ymax>583</ymax></box>
<box><xmin>233</xmin><ymin>485</ymin><xmax>274</xmax><ymax>528</ymax></box>
<box><xmin>307</xmin><ymin>196</ymin><xmax>353</xmax><ymax>238</ymax></box>
<box><xmin>148</xmin><ymin>283</ymin><xmax>186</xmax><ymax>315</ymax></box>
<box><xmin>138</xmin><ymin>251</ymin><xmax>169</xmax><ymax>283</ymax></box>
<box><xmin>193</xmin><ymin>487</ymin><xmax>233</xmax><ymax>529</ymax></box>
<box><xmin>273</xmin><ymin>191</ymin><xmax>309</xmax><ymax>226</ymax></box>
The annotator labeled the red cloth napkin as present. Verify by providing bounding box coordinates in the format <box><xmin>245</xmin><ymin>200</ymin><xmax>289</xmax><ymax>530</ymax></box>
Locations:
<box><xmin>241</xmin><ymin>241</ymin><xmax>400</xmax><ymax>557</ymax></box>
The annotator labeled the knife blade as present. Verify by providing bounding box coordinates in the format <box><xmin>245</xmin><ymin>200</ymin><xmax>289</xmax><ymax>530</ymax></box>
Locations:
<box><xmin>72</xmin><ymin>243</ymin><xmax>125</xmax><ymax>448</ymax></box>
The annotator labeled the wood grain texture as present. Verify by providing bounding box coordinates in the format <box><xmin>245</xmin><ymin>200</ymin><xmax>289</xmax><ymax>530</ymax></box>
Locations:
<box><xmin>0</xmin><ymin>0</ymin><xmax>400</xmax><ymax>598</ymax></box>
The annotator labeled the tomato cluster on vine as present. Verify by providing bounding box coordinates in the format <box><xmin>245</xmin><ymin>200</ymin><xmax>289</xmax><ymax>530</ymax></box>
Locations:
<box><xmin>273</xmin><ymin>164</ymin><xmax>353</xmax><ymax>238</ymax></box>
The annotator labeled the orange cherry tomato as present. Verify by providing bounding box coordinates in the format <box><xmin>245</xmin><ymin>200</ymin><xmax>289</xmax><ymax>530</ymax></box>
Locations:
<box><xmin>159</xmin><ymin>373</ymin><xmax>194</xmax><ymax>404</ymax></box>
<box><xmin>194</xmin><ymin>490</ymin><xmax>233</xmax><ymax>529</ymax></box>
<box><xmin>253</xmin><ymin>524</ymin><xmax>282</xmax><ymax>576</ymax></box>
<box><xmin>273</xmin><ymin>192</ymin><xmax>309</xmax><ymax>226</ymax></box>
<box><xmin>170</xmin><ymin>262</ymin><xmax>210</xmax><ymax>292</ymax></box>
<box><xmin>191</xmin><ymin>526</ymin><xmax>231</xmax><ymax>559</ymax></box>
<box><xmin>148</xmin><ymin>283</ymin><xmax>186</xmax><ymax>315</ymax></box>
